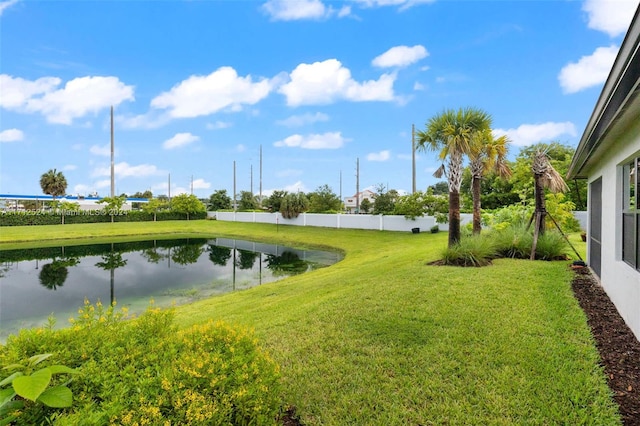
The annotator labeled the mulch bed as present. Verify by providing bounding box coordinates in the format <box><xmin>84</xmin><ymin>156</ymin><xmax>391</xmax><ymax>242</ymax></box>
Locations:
<box><xmin>571</xmin><ymin>266</ymin><xmax>640</xmax><ymax>425</ymax></box>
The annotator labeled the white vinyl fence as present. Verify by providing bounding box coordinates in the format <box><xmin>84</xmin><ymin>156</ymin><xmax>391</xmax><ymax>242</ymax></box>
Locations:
<box><xmin>210</xmin><ymin>211</ymin><xmax>588</xmax><ymax>233</ymax></box>
<box><xmin>210</xmin><ymin>212</ymin><xmax>471</xmax><ymax>232</ymax></box>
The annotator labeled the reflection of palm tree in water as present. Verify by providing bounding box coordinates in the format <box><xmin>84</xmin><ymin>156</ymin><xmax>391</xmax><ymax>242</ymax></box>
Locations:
<box><xmin>95</xmin><ymin>244</ymin><xmax>127</xmax><ymax>305</ymax></box>
<box><xmin>39</xmin><ymin>258</ymin><xmax>79</xmax><ymax>290</ymax></box>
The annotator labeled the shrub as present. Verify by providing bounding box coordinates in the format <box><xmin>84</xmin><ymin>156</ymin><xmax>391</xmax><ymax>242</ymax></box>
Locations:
<box><xmin>492</xmin><ymin>224</ymin><xmax>569</xmax><ymax>260</ymax></box>
<box><xmin>440</xmin><ymin>234</ymin><xmax>497</xmax><ymax>267</ymax></box>
<box><xmin>534</xmin><ymin>231</ymin><xmax>570</xmax><ymax>260</ymax></box>
<box><xmin>0</xmin><ymin>301</ymin><xmax>282</xmax><ymax>425</ymax></box>
<box><xmin>430</xmin><ymin>225</ymin><xmax>439</xmax><ymax>234</ymax></box>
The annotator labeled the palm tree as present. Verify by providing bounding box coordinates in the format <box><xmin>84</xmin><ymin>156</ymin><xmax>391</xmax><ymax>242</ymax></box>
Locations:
<box><xmin>468</xmin><ymin>130</ymin><xmax>512</xmax><ymax>234</ymax></box>
<box><xmin>40</xmin><ymin>168</ymin><xmax>68</xmax><ymax>201</ymax></box>
<box><xmin>531</xmin><ymin>148</ymin><xmax>568</xmax><ymax>236</ymax></box>
<box><xmin>416</xmin><ymin>107</ymin><xmax>492</xmax><ymax>247</ymax></box>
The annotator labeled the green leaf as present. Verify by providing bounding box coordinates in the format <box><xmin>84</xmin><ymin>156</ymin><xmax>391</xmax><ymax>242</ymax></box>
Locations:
<box><xmin>28</xmin><ymin>353</ymin><xmax>52</xmax><ymax>366</ymax></box>
<box><xmin>0</xmin><ymin>371</ymin><xmax>23</xmax><ymax>387</ymax></box>
<box><xmin>48</xmin><ymin>365</ymin><xmax>79</xmax><ymax>375</ymax></box>
<box><xmin>12</xmin><ymin>368</ymin><xmax>52</xmax><ymax>401</ymax></box>
<box><xmin>0</xmin><ymin>388</ymin><xmax>16</xmax><ymax>407</ymax></box>
<box><xmin>2</xmin><ymin>363</ymin><xmax>25</xmax><ymax>372</ymax></box>
<box><xmin>37</xmin><ymin>385</ymin><xmax>73</xmax><ymax>408</ymax></box>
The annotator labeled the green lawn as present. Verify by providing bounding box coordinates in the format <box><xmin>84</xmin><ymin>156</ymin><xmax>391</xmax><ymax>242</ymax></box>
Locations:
<box><xmin>0</xmin><ymin>221</ymin><xmax>621</xmax><ymax>425</ymax></box>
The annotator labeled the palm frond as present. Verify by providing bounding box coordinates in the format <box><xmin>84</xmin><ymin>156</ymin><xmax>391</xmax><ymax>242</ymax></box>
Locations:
<box><xmin>433</xmin><ymin>164</ymin><xmax>446</xmax><ymax>179</ymax></box>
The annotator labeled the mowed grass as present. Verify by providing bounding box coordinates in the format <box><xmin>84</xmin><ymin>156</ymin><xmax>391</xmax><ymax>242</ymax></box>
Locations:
<box><xmin>0</xmin><ymin>221</ymin><xmax>621</xmax><ymax>425</ymax></box>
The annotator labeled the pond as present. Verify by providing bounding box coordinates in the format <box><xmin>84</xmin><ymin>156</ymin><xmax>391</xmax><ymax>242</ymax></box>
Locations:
<box><xmin>0</xmin><ymin>237</ymin><xmax>342</xmax><ymax>341</ymax></box>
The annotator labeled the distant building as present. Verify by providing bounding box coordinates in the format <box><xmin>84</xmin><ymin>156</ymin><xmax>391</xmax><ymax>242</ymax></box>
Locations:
<box><xmin>0</xmin><ymin>194</ymin><xmax>148</xmax><ymax>211</ymax></box>
<box><xmin>344</xmin><ymin>190</ymin><xmax>376</xmax><ymax>213</ymax></box>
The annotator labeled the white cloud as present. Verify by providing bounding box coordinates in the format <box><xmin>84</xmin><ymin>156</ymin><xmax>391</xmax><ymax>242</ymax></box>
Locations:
<box><xmin>89</xmin><ymin>144</ymin><xmax>112</xmax><ymax>156</ymax></box>
<box><xmin>236</xmin><ymin>144</ymin><xmax>247</xmax><ymax>152</ymax></box>
<box><xmin>276</xmin><ymin>112</ymin><xmax>330</xmax><ymax>127</ymax></box>
<box><xmin>206</xmin><ymin>120</ymin><xmax>232</xmax><ymax>130</ymax></box>
<box><xmin>191</xmin><ymin>178</ymin><xmax>211</xmax><ymax>189</ymax></box>
<box><xmin>151</xmin><ymin>67</ymin><xmax>274</xmax><ymax>118</ymax></box>
<box><xmin>0</xmin><ymin>128</ymin><xmax>24</xmax><ymax>142</ymax></box>
<box><xmin>274</xmin><ymin>131</ymin><xmax>349</xmax><ymax>149</ymax></box>
<box><xmin>73</xmin><ymin>184</ymin><xmax>90</xmax><ymax>194</ymax></box>
<box><xmin>413</xmin><ymin>82</ymin><xmax>425</xmax><ymax>91</ymax></box>
<box><xmin>163</xmin><ymin>132</ymin><xmax>200</xmax><ymax>150</ymax></box>
<box><xmin>0</xmin><ymin>75</ymin><xmax>60</xmax><ymax>109</ymax></box>
<box><xmin>582</xmin><ymin>0</ymin><xmax>638</xmax><ymax>37</ymax></box>
<box><xmin>95</xmin><ymin>179</ymin><xmax>111</xmax><ymax>189</ymax></box>
<box><xmin>63</xmin><ymin>164</ymin><xmax>77</xmax><ymax>171</ymax></box>
<box><xmin>279</xmin><ymin>59</ymin><xmax>396</xmax><ymax>106</ymax></box>
<box><xmin>493</xmin><ymin>122</ymin><xmax>577</xmax><ymax>147</ymax></box>
<box><xmin>558</xmin><ymin>45</ymin><xmax>619</xmax><ymax>93</ymax></box>
<box><xmin>372</xmin><ymin>45</ymin><xmax>428</xmax><ymax>68</ymax></box>
<box><xmin>117</xmin><ymin>112</ymin><xmax>170</xmax><ymax>129</ymax></box>
<box><xmin>0</xmin><ymin>0</ymin><xmax>19</xmax><ymax>17</ymax></box>
<box><xmin>261</xmin><ymin>0</ymin><xmax>350</xmax><ymax>20</ymax></box>
<box><xmin>283</xmin><ymin>181</ymin><xmax>308</xmax><ymax>193</ymax></box>
<box><xmin>0</xmin><ymin>74</ymin><xmax>134</xmax><ymax>124</ymax></box>
<box><xmin>352</xmin><ymin>0</ymin><xmax>435</xmax><ymax>11</ymax></box>
<box><xmin>92</xmin><ymin>162</ymin><xmax>163</xmax><ymax>178</ymax></box>
<box><xmin>367</xmin><ymin>150</ymin><xmax>391</xmax><ymax>161</ymax></box>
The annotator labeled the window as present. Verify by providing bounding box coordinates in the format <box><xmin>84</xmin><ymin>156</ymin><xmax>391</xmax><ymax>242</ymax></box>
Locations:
<box><xmin>622</xmin><ymin>157</ymin><xmax>640</xmax><ymax>269</ymax></box>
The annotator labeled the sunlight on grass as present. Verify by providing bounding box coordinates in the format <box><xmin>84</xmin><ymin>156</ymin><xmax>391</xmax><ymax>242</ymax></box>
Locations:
<box><xmin>0</xmin><ymin>221</ymin><xmax>620</xmax><ymax>425</ymax></box>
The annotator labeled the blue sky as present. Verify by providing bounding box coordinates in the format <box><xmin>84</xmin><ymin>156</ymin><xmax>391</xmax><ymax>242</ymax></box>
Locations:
<box><xmin>1</xmin><ymin>0</ymin><xmax>638</xmax><ymax>200</ymax></box>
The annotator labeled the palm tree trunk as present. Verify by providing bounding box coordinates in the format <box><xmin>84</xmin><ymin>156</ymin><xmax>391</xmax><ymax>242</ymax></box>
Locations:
<box><xmin>448</xmin><ymin>189</ymin><xmax>461</xmax><ymax>247</ymax></box>
<box><xmin>534</xmin><ymin>173</ymin><xmax>546</xmax><ymax>236</ymax></box>
<box><xmin>472</xmin><ymin>174</ymin><xmax>482</xmax><ymax>235</ymax></box>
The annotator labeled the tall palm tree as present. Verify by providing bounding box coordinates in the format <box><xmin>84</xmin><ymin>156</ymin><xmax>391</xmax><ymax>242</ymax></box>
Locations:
<box><xmin>416</xmin><ymin>107</ymin><xmax>492</xmax><ymax>247</ymax></box>
<box><xmin>468</xmin><ymin>130</ymin><xmax>512</xmax><ymax>234</ymax></box>
<box><xmin>39</xmin><ymin>168</ymin><xmax>68</xmax><ymax>201</ymax></box>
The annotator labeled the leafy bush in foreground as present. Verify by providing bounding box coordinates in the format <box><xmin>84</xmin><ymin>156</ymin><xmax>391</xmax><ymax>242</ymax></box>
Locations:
<box><xmin>0</xmin><ymin>301</ymin><xmax>282</xmax><ymax>425</ymax></box>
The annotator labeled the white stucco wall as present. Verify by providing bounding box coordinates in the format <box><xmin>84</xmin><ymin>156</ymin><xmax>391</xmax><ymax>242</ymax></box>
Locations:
<box><xmin>587</xmin><ymin>117</ymin><xmax>640</xmax><ymax>341</ymax></box>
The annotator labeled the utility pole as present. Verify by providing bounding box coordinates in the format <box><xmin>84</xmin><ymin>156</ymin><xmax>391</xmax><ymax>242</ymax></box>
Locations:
<box><xmin>412</xmin><ymin>123</ymin><xmax>417</xmax><ymax>194</ymax></box>
<box><xmin>339</xmin><ymin>170</ymin><xmax>342</xmax><ymax>210</ymax></box>
<box><xmin>190</xmin><ymin>175</ymin><xmax>193</xmax><ymax>195</ymax></box>
<box><xmin>110</xmin><ymin>106</ymin><xmax>115</xmax><ymax>198</ymax></box>
<box><xmin>168</xmin><ymin>174</ymin><xmax>171</xmax><ymax>203</ymax></box>
<box><xmin>233</xmin><ymin>161</ymin><xmax>237</xmax><ymax>212</ymax></box>
<box><xmin>259</xmin><ymin>145</ymin><xmax>263</xmax><ymax>206</ymax></box>
<box><xmin>356</xmin><ymin>158</ymin><xmax>360</xmax><ymax>214</ymax></box>
<box><xmin>250</xmin><ymin>164</ymin><xmax>253</xmax><ymax>195</ymax></box>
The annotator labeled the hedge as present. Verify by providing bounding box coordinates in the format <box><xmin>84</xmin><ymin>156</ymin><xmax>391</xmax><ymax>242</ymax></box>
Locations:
<box><xmin>0</xmin><ymin>211</ymin><xmax>207</xmax><ymax>227</ymax></box>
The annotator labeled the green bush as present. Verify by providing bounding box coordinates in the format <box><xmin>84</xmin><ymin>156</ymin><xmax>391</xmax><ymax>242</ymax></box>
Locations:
<box><xmin>0</xmin><ymin>301</ymin><xmax>282</xmax><ymax>425</ymax></box>
<box><xmin>440</xmin><ymin>234</ymin><xmax>497</xmax><ymax>267</ymax></box>
<box><xmin>534</xmin><ymin>231</ymin><xmax>570</xmax><ymax>260</ymax></box>
<box><xmin>0</xmin><ymin>211</ymin><xmax>207</xmax><ymax>226</ymax></box>
<box><xmin>492</xmin><ymin>225</ymin><xmax>569</xmax><ymax>260</ymax></box>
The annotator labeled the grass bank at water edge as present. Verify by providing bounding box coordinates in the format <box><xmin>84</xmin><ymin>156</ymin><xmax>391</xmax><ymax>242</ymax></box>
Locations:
<box><xmin>0</xmin><ymin>221</ymin><xmax>621</xmax><ymax>425</ymax></box>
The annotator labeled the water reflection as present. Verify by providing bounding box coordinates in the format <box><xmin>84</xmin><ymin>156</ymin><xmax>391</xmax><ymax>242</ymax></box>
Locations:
<box><xmin>0</xmin><ymin>238</ymin><xmax>341</xmax><ymax>340</ymax></box>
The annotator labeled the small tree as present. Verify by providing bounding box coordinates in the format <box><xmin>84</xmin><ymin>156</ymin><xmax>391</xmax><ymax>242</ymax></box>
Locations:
<box><xmin>265</xmin><ymin>190</ymin><xmax>287</xmax><ymax>213</ymax></box>
<box><xmin>142</xmin><ymin>198</ymin><xmax>169</xmax><ymax>221</ymax></box>
<box><xmin>238</xmin><ymin>191</ymin><xmax>258</xmax><ymax>211</ymax></box>
<box><xmin>360</xmin><ymin>198</ymin><xmax>371</xmax><ymax>214</ymax></box>
<box><xmin>307</xmin><ymin>184</ymin><xmax>341</xmax><ymax>213</ymax></box>
<box><xmin>372</xmin><ymin>184</ymin><xmax>396</xmax><ymax>215</ymax></box>
<box><xmin>208</xmin><ymin>190</ymin><xmax>232</xmax><ymax>211</ymax></box>
<box><xmin>280</xmin><ymin>192</ymin><xmax>308</xmax><ymax>219</ymax></box>
<box><xmin>40</xmin><ymin>169</ymin><xmax>67</xmax><ymax>201</ymax></box>
<box><xmin>171</xmin><ymin>193</ymin><xmax>206</xmax><ymax>220</ymax></box>
<box><xmin>97</xmin><ymin>195</ymin><xmax>127</xmax><ymax>222</ymax></box>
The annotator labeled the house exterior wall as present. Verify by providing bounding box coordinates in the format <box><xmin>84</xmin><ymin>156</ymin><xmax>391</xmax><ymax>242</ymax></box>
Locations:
<box><xmin>587</xmin><ymin>117</ymin><xmax>640</xmax><ymax>340</ymax></box>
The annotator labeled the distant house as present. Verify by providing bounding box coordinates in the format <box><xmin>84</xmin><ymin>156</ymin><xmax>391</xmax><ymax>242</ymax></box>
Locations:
<box><xmin>344</xmin><ymin>190</ymin><xmax>376</xmax><ymax>213</ymax></box>
<box><xmin>567</xmin><ymin>6</ymin><xmax>640</xmax><ymax>340</ymax></box>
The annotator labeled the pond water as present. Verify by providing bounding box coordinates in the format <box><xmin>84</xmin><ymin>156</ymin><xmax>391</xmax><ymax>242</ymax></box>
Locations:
<box><xmin>0</xmin><ymin>237</ymin><xmax>342</xmax><ymax>341</ymax></box>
